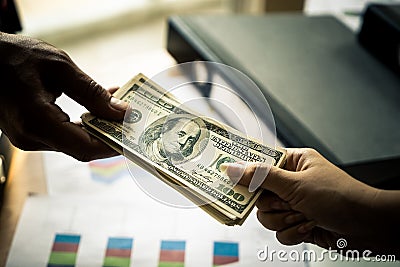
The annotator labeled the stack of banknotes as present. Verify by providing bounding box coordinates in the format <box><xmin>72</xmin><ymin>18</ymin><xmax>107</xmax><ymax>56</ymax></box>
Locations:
<box><xmin>81</xmin><ymin>74</ymin><xmax>286</xmax><ymax>226</ymax></box>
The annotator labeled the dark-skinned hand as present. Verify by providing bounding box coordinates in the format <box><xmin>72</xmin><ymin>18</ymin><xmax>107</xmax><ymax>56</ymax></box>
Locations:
<box><xmin>0</xmin><ymin>32</ymin><xmax>127</xmax><ymax>161</ymax></box>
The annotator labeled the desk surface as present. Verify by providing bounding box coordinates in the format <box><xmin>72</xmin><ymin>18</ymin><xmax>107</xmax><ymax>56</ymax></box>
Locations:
<box><xmin>0</xmin><ymin>150</ymin><xmax>46</xmax><ymax>267</ymax></box>
<box><xmin>3</xmin><ymin>152</ymin><xmax>399</xmax><ymax>267</ymax></box>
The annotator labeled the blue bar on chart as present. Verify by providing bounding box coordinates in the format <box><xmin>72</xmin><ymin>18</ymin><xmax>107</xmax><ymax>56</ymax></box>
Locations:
<box><xmin>47</xmin><ymin>233</ymin><xmax>81</xmax><ymax>267</ymax></box>
<box><xmin>213</xmin><ymin>241</ymin><xmax>239</xmax><ymax>266</ymax></box>
<box><xmin>158</xmin><ymin>240</ymin><xmax>186</xmax><ymax>267</ymax></box>
<box><xmin>103</xmin><ymin>237</ymin><xmax>133</xmax><ymax>267</ymax></box>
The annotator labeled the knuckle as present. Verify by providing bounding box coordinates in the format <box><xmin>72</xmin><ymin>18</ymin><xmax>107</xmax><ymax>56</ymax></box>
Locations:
<box><xmin>34</xmin><ymin>41</ymin><xmax>71</xmax><ymax>64</ymax></box>
<box><xmin>46</xmin><ymin>44</ymin><xmax>71</xmax><ymax>60</ymax></box>
<box><xmin>56</xmin><ymin>48</ymin><xmax>70</xmax><ymax>59</ymax></box>
<box><xmin>79</xmin><ymin>79</ymin><xmax>108</xmax><ymax>109</ymax></box>
<box><xmin>53</xmin><ymin>52</ymin><xmax>73</xmax><ymax>70</ymax></box>
<box><xmin>302</xmin><ymin>148</ymin><xmax>319</xmax><ymax>157</ymax></box>
<box><xmin>88</xmin><ymin>80</ymin><xmax>108</xmax><ymax>99</ymax></box>
<box><xmin>246</xmin><ymin>163</ymin><xmax>260</xmax><ymax>176</ymax></box>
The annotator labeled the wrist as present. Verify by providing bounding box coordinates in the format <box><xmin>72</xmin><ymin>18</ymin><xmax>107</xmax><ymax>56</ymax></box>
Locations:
<box><xmin>370</xmin><ymin>189</ymin><xmax>400</xmax><ymax>246</ymax></box>
<box><xmin>346</xmin><ymin>182</ymin><xmax>380</xmax><ymax>235</ymax></box>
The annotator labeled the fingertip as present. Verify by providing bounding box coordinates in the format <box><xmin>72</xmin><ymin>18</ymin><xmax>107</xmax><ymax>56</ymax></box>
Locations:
<box><xmin>222</xmin><ymin>162</ymin><xmax>273</xmax><ymax>189</ymax></box>
<box><xmin>221</xmin><ymin>162</ymin><xmax>246</xmax><ymax>183</ymax></box>
<box><xmin>219</xmin><ymin>162</ymin><xmax>229</xmax><ymax>173</ymax></box>
<box><xmin>110</xmin><ymin>97</ymin><xmax>128</xmax><ymax>111</ymax></box>
<box><xmin>67</xmin><ymin>75</ymin><xmax>125</xmax><ymax>120</ymax></box>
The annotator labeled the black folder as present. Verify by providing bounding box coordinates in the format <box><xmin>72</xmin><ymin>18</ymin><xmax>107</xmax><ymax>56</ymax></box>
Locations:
<box><xmin>166</xmin><ymin>14</ymin><xmax>400</xmax><ymax>188</ymax></box>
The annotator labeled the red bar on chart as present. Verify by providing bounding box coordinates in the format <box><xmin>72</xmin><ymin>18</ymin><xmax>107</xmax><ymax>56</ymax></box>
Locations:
<box><xmin>213</xmin><ymin>241</ymin><xmax>239</xmax><ymax>266</ymax></box>
<box><xmin>103</xmin><ymin>237</ymin><xmax>133</xmax><ymax>267</ymax></box>
<box><xmin>47</xmin><ymin>233</ymin><xmax>80</xmax><ymax>267</ymax></box>
<box><xmin>158</xmin><ymin>240</ymin><xmax>186</xmax><ymax>267</ymax></box>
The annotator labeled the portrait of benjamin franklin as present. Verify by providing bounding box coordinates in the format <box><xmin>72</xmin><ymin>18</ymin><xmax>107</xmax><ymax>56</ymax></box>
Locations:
<box><xmin>139</xmin><ymin>114</ymin><xmax>209</xmax><ymax>165</ymax></box>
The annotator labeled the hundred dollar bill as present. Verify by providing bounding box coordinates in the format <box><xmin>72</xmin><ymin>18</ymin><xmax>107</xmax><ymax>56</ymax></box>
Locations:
<box><xmin>81</xmin><ymin>74</ymin><xmax>286</xmax><ymax>225</ymax></box>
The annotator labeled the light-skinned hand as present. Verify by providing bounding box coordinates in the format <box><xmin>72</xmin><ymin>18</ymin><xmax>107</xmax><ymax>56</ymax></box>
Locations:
<box><xmin>222</xmin><ymin>148</ymin><xmax>400</xmax><ymax>256</ymax></box>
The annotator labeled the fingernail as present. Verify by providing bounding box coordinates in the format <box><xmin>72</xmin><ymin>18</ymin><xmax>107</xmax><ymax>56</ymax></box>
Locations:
<box><xmin>298</xmin><ymin>221</ymin><xmax>316</xmax><ymax>234</ymax></box>
<box><xmin>220</xmin><ymin>163</ymin><xmax>246</xmax><ymax>184</ymax></box>
<box><xmin>285</xmin><ymin>213</ymin><xmax>305</xmax><ymax>224</ymax></box>
<box><xmin>219</xmin><ymin>163</ymin><xmax>229</xmax><ymax>173</ymax></box>
<box><xmin>110</xmin><ymin>97</ymin><xmax>128</xmax><ymax>111</ymax></box>
<box><xmin>222</xmin><ymin>163</ymin><xmax>245</xmax><ymax>177</ymax></box>
<box><xmin>219</xmin><ymin>161</ymin><xmax>246</xmax><ymax>173</ymax></box>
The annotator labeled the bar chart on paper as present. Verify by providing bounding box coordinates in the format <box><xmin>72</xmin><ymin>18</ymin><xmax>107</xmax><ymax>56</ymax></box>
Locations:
<box><xmin>103</xmin><ymin>237</ymin><xmax>133</xmax><ymax>267</ymax></box>
<box><xmin>213</xmin><ymin>242</ymin><xmax>239</xmax><ymax>266</ymax></box>
<box><xmin>158</xmin><ymin>240</ymin><xmax>186</xmax><ymax>267</ymax></box>
<box><xmin>45</xmin><ymin>237</ymin><xmax>240</xmax><ymax>267</ymax></box>
<box><xmin>47</xmin><ymin>234</ymin><xmax>81</xmax><ymax>267</ymax></box>
<box><xmin>6</xmin><ymin>196</ymin><xmax>306</xmax><ymax>267</ymax></box>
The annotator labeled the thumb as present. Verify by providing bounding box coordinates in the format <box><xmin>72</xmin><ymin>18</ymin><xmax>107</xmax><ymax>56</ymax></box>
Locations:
<box><xmin>221</xmin><ymin>163</ymin><xmax>297</xmax><ymax>199</ymax></box>
<box><xmin>53</xmin><ymin>61</ymin><xmax>127</xmax><ymax>120</ymax></box>
<box><xmin>263</xmin><ymin>166</ymin><xmax>298</xmax><ymax>198</ymax></box>
<box><xmin>68</xmin><ymin>71</ymin><xmax>127</xmax><ymax>120</ymax></box>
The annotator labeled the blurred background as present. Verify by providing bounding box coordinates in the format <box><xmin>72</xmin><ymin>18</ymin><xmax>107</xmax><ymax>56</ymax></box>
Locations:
<box><xmin>18</xmin><ymin>0</ymin><xmax>400</xmax><ymax>39</ymax></box>
<box><xmin>10</xmin><ymin>0</ymin><xmax>400</xmax><ymax>121</ymax></box>
<box><xmin>14</xmin><ymin>0</ymin><xmax>400</xmax><ymax>91</ymax></box>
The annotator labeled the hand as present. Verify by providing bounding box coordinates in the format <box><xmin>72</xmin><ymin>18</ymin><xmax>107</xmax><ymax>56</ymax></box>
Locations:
<box><xmin>222</xmin><ymin>148</ymin><xmax>400</xmax><ymax>254</ymax></box>
<box><xmin>0</xmin><ymin>32</ymin><xmax>128</xmax><ymax>161</ymax></box>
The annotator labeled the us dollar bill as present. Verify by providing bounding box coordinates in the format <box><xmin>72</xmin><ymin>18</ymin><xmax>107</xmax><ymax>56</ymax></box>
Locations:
<box><xmin>81</xmin><ymin>74</ymin><xmax>286</xmax><ymax>225</ymax></box>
